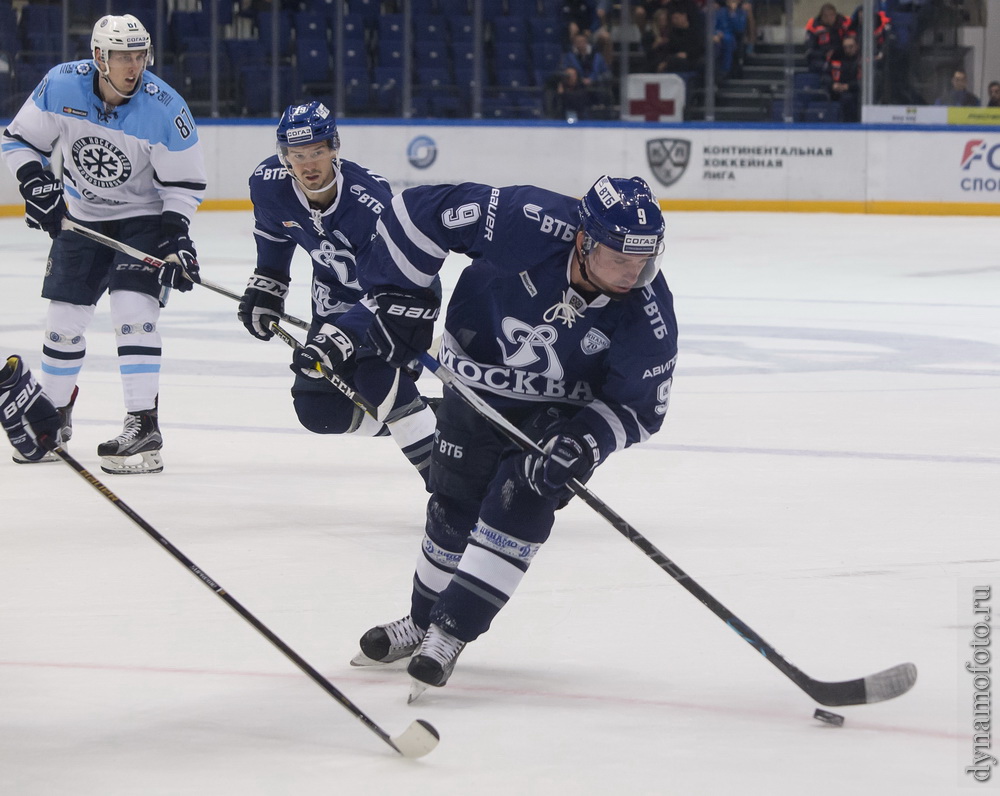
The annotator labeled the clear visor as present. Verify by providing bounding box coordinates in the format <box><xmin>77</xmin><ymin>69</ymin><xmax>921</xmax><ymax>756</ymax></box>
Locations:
<box><xmin>587</xmin><ymin>240</ymin><xmax>664</xmax><ymax>292</ymax></box>
<box><xmin>277</xmin><ymin>141</ymin><xmax>340</xmax><ymax>192</ymax></box>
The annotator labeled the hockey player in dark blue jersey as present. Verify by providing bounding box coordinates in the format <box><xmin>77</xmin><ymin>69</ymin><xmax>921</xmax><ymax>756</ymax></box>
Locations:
<box><xmin>238</xmin><ymin>102</ymin><xmax>437</xmax><ymax>484</ymax></box>
<box><xmin>339</xmin><ymin>175</ymin><xmax>678</xmax><ymax>700</ymax></box>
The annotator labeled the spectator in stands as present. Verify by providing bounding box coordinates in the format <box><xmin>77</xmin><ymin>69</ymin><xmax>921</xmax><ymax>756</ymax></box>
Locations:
<box><xmin>561</xmin><ymin>32</ymin><xmax>612</xmax><ymax>89</ymax></box>
<box><xmin>823</xmin><ymin>33</ymin><xmax>861</xmax><ymax>122</ymax></box>
<box><xmin>650</xmin><ymin>4</ymin><xmax>705</xmax><ymax>76</ymax></box>
<box><xmin>553</xmin><ymin>66</ymin><xmax>591</xmax><ymax>120</ymax></box>
<box><xmin>848</xmin><ymin>4</ymin><xmax>890</xmax><ymax>55</ymax></box>
<box><xmin>805</xmin><ymin>3</ymin><xmax>851</xmax><ymax>74</ymax></box>
<box><xmin>563</xmin><ymin>1</ymin><xmax>600</xmax><ymax>45</ymax></box>
<box><xmin>935</xmin><ymin>70</ymin><xmax>980</xmax><ymax>107</ymax></box>
<box><xmin>985</xmin><ymin>80</ymin><xmax>999</xmax><ymax>107</ymax></box>
<box><xmin>714</xmin><ymin>0</ymin><xmax>754</xmax><ymax>79</ymax></box>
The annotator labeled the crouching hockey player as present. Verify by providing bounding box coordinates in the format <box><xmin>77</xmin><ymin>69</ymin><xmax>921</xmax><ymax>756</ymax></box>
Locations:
<box><xmin>239</xmin><ymin>102</ymin><xmax>437</xmax><ymax>486</ymax></box>
<box><xmin>1</xmin><ymin>14</ymin><xmax>206</xmax><ymax>474</ymax></box>
<box><xmin>338</xmin><ymin>175</ymin><xmax>678</xmax><ymax>700</ymax></box>
<box><xmin>1</xmin><ymin>356</ymin><xmax>62</xmax><ymax>463</ymax></box>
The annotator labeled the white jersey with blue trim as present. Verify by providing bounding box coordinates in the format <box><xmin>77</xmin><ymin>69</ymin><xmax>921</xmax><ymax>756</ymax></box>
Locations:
<box><xmin>249</xmin><ymin>156</ymin><xmax>393</xmax><ymax>324</ymax></box>
<box><xmin>1</xmin><ymin>60</ymin><xmax>205</xmax><ymax>223</ymax></box>
<box><xmin>371</xmin><ymin>182</ymin><xmax>679</xmax><ymax>459</ymax></box>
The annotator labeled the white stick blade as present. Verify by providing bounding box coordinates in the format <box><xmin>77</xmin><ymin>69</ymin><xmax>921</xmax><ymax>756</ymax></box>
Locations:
<box><xmin>864</xmin><ymin>662</ymin><xmax>918</xmax><ymax>703</ymax></box>
<box><xmin>391</xmin><ymin>719</ymin><xmax>440</xmax><ymax>759</ymax></box>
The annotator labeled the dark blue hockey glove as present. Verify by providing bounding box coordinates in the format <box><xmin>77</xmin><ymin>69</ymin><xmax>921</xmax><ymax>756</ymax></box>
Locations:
<box><xmin>366</xmin><ymin>285</ymin><xmax>440</xmax><ymax>369</ymax></box>
<box><xmin>17</xmin><ymin>162</ymin><xmax>65</xmax><ymax>239</ymax></box>
<box><xmin>157</xmin><ymin>211</ymin><xmax>200</xmax><ymax>291</ymax></box>
<box><xmin>292</xmin><ymin>324</ymin><xmax>357</xmax><ymax>379</ymax></box>
<box><xmin>0</xmin><ymin>355</ymin><xmax>61</xmax><ymax>461</ymax></box>
<box><xmin>238</xmin><ymin>269</ymin><xmax>289</xmax><ymax>341</ymax></box>
<box><xmin>520</xmin><ymin>431</ymin><xmax>600</xmax><ymax>498</ymax></box>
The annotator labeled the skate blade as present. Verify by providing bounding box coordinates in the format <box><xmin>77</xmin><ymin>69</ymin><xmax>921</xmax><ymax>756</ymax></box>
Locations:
<box><xmin>100</xmin><ymin>450</ymin><xmax>164</xmax><ymax>474</ymax></box>
<box><xmin>408</xmin><ymin>679</ymin><xmax>429</xmax><ymax>704</ymax></box>
<box><xmin>350</xmin><ymin>650</ymin><xmax>417</xmax><ymax>667</ymax></box>
<box><xmin>12</xmin><ymin>451</ymin><xmax>59</xmax><ymax>464</ymax></box>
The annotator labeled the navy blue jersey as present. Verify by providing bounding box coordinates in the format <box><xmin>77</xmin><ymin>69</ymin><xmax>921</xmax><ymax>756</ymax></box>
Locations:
<box><xmin>248</xmin><ymin>157</ymin><xmax>392</xmax><ymax>331</ymax></box>
<box><xmin>370</xmin><ymin>182</ymin><xmax>678</xmax><ymax>462</ymax></box>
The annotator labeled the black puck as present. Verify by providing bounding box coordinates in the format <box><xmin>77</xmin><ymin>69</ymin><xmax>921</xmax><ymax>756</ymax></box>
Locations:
<box><xmin>813</xmin><ymin>708</ymin><xmax>845</xmax><ymax>727</ymax></box>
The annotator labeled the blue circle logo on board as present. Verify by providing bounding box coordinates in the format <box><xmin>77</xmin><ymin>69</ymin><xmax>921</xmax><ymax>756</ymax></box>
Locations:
<box><xmin>407</xmin><ymin>136</ymin><xmax>437</xmax><ymax>169</ymax></box>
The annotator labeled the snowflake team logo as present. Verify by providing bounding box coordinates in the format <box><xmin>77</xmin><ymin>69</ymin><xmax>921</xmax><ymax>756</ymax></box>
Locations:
<box><xmin>71</xmin><ymin>137</ymin><xmax>132</xmax><ymax>189</ymax></box>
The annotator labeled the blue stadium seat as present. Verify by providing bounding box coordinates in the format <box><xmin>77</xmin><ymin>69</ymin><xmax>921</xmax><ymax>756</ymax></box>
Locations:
<box><xmin>492</xmin><ymin>16</ymin><xmax>528</xmax><ymax>43</ymax></box>
<box><xmin>256</xmin><ymin>11</ymin><xmax>293</xmax><ymax>57</ymax></box>
<box><xmin>449</xmin><ymin>16</ymin><xmax>475</xmax><ymax>44</ymax></box>
<box><xmin>297</xmin><ymin>40</ymin><xmax>331</xmax><ymax>84</ymax></box>
<box><xmin>529</xmin><ymin>15</ymin><xmax>563</xmax><ymax>45</ymax></box>
<box><xmin>295</xmin><ymin>12</ymin><xmax>328</xmax><ymax>42</ymax></box>
<box><xmin>376</xmin><ymin>41</ymin><xmax>405</xmax><ymax>70</ymax></box>
<box><xmin>507</xmin><ymin>0</ymin><xmax>541</xmax><ymax>16</ymax></box>
<box><xmin>342</xmin><ymin>14</ymin><xmax>368</xmax><ymax>45</ymax></box>
<box><xmin>344</xmin><ymin>67</ymin><xmax>372</xmax><ymax>114</ymax></box>
<box><xmin>340</xmin><ymin>41</ymin><xmax>369</xmax><ymax>72</ymax></box>
<box><xmin>240</xmin><ymin>65</ymin><xmax>295</xmax><ymax>115</ymax></box>
<box><xmin>348</xmin><ymin>0</ymin><xmax>382</xmax><ymax>26</ymax></box>
<box><xmin>372</xmin><ymin>65</ymin><xmax>403</xmax><ymax>113</ymax></box>
<box><xmin>804</xmin><ymin>101</ymin><xmax>842</xmax><ymax>122</ymax></box>
<box><xmin>493</xmin><ymin>41</ymin><xmax>531</xmax><ymax>73</ymax></box>
<box><xmin>413</xmin><ymin>15</ymin><xmax>449</xmax><ymax>45</ymax></box>
<box><xmin>378</xmin><ymin>15</ymin><xmax>406</xmax><ymax>44</ymax></box>
<box><xmin>531</xmin><ymin>42</ymin><xmax>563</xmax><ymax>82</ymax></box>
<box><xmin>437</xmin><ymin>0</ymin><xmax>471</xmax><ymax>14</ymax></box>
<box><xmin>495</xmin><ymin>67</ymin><xmax>533</xmax><ymax>88</ymax></box>
<box><xmin>414</xmin><ymin>42</ymin><xmax>450</xmax><ymax>74</ymax></box>
<box><xmin>225</xmin><ymin>39</ymin><xmax>268</xmax><ymax>71</ymax></box>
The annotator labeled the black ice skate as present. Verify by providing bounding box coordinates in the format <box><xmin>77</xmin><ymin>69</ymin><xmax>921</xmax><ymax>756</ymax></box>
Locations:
<box><xmin>12</xmin><ymin>386</ymin><xmax>78</xmax><ymax>464</ymax></box>
<box><xmin>407</xmin><ymin>623</ymin><xmax>466</xmax><ymax>703</ymax></box>
<box><xmin>351</xmin><ymin>615</ymin><xmax>425</xmax><ymax>666</ymax></box>
<box><xmin>97</xmin><ymin>405</ymin><xmax>163</xmax><ymax>474</ymax></box>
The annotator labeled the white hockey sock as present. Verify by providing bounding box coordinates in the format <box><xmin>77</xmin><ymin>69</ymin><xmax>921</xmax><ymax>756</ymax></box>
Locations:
<box><xmin>110</xmin><ymin>290</ymin><xmax>161</xmax><ymax>412</ymax></box>
<box><xmin>387</xmin><ymin>403</ymin><xmax>436</xmax><ymax>475</ymax></box>
<box><xmin>40</xmin><ymin>301</ymin><xmax>95</xmax><ymax>407</ymax></box>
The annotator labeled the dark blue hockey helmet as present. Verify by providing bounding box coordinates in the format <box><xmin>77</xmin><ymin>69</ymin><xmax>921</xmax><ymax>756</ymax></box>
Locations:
<box><xmin>275</xmin><ymin>101</ymin><xmax>341</xmax><ymax>151</ymax></box>
<box><xmin>578</xmin><ymin>176</ymin><xmax>665</xmax><ymax>290</ymax></box>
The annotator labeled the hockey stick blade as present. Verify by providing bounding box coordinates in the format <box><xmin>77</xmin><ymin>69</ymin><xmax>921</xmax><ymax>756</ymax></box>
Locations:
<box><xmin>268</xmin><ymin>321</ymin><xmax>399</xmax><ymax>422</ymax></box>
<box><xmin>45</xmin><ymin>442</ymin><xmax>439</xmax><ymax>757</ymax></box>
<box><xmin>417</xmin><ymin>354</ymin><xmax>918</xmax><ymax>708</ymax></box>
<box><xmin>799</xmin><ymin>662</ymin><xmax>918</xmax><ymax>707</ymax></box>
<box><xmin>61</xmin><ymin>218</ymin><xmax>309</xmax><ymax>330</ymax></box>
<box><xmin>390</xmin><ymin>719</ymin><xmax>440</xmax><ymax>759</ymax></box>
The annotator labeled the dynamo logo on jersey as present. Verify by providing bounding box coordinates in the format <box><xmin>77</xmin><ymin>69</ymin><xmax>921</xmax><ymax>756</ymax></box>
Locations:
<box><xmin>497</xmin><ymin>318</ymin><xmax>564</xmax><ymax>381</ymax></box>
<box><xmin>407</xmin><ymin>135</ymin><xmax>437</xmax><ymax>169</ymax></box>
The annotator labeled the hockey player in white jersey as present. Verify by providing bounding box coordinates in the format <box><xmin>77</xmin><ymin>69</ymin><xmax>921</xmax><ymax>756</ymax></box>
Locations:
<box><xmin>1</xmin><ymin>14</ymin><xmax>206</xmax><ymax>474</ymax></box>
<box><xmin>339</xmin><ymin>175</ymin><xmax>678</xmax><ymax>699</ymax></box>
<box><xmin>239</xmin><ymin>102</ymin><xmax>437</xmax><ymax>485</ymax></box>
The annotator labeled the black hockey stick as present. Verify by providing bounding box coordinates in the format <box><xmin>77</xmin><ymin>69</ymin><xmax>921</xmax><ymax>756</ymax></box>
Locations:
<box><xmin>417</xmin><ymin>353</ymin><xmax>917</xmax><ymax>708</ymax></box>
<box><xmin>268</xmin><ymin>321</ymin><xmax>400</xmax><ymax>423</ymax></box>
<box><xmin>45</xmin><ymin>443</ymin><xmax>439</xmax><ymax>758</ymax></box>
<box><xmin>60</xmin><ymin>218</ymin><xmax>310</xmax><ymax>331</ymax></box>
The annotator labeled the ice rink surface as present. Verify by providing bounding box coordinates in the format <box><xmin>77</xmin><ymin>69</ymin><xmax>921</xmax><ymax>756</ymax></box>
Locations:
<box><xmin>1</xmin><ymin>210</ymin><xmax>997</xmax><ymax>795</ymax></box>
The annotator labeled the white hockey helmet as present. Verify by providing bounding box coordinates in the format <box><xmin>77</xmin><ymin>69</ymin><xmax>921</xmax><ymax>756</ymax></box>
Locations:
<box><xmin>92</xmin><ymin>14</ymin><xmax>154</xmax><ymax>67</ymax></box>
